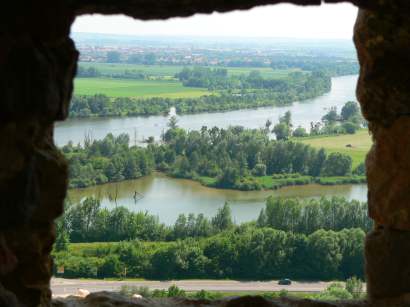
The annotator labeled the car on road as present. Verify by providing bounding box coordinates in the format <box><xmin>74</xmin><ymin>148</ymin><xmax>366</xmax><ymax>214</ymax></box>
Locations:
<box><xmin>278</xmin><ymin>278</ymin><xmax>292</xmax><ymax>285</ymax></box>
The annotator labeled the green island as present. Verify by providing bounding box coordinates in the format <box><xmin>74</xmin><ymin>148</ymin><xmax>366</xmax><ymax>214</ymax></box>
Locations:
<box><xmin>64</xmin><ymin>125</ymin><xmax>366</xmax><ymax>191</ymax></box>
<box><xmin>64</xmin><ymin>100</ymin><xmax>368</xmax><ymax>191</ymax></box>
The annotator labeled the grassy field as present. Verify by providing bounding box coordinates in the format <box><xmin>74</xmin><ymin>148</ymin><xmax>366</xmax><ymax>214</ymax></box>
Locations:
<box><xmin>75</xmin><ymin>63</ymin><xmax>302</xmax><ymax>98</ymax></box>
<box><xmin>298</xmin><ymin>129</ymin><xmax>372</xmax><ymax>168</ymax></box>
<box><xmin>78</xmin><ymin>62</ymin><xmax>301</xmax><ymax>79</ymax></box>
<box><xmin>74</xmin><ymin>78</ymin><xmax>210</xmax><ymax>98</ymax></box>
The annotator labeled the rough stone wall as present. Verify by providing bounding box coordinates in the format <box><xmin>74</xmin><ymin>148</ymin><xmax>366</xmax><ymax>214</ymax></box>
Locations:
<box><xmin>0</xmin><ymin>2</ymin><xmax>78</xmax><ymax>306</ymax></box>
<box><xmin>72</xmin><ymin>0</ymin><xmax>372</xmax><ymax>20</ymax></box>
<box><xmin>354</xmin><ymin>4</ymin><xmax>410</xmax><ymax>300</ymax></box>
<box><xmin>0</xmin><ymin>0</ymin><xmax>410</xmax><ymax>306</ymax></box>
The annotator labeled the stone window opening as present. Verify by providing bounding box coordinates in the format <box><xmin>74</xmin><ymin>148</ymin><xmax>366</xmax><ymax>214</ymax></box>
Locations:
<box><xmin>1</xmin><ymin>0</ymin><xmax>410</xmax><ymax>306</ymax></box>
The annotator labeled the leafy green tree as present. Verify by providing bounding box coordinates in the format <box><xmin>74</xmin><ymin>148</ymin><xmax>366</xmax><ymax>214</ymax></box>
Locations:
<box><xmin>173</xmin><ymin>214</ymin><xmax>187</xmax><ymax>239</ymax></box>
<box><xmin>292</xmin><ymin>126</ymin><xmax>308</xmax><ymax>137</ymax></box>
<box><xmin>322</xmin><ymin>107</ymin><xmax>339</xmax><ymax>124</ymax></box>
<box><xmin>353</xmin><ymin>162</ymin><xmax>366</xmax><ymax>176</ymax></box>
<box><xmin>280</xmin><ymin>111</ymin><xmax>292</xmax><ymax>127</ymax></box>
<box><xmin>167</xmin><ymin>116</ymin><xmax>178</xmax><ymax>129</ymax></box>
<box><xmin>212</xmin><ymin>202</ymin><xmax>233</xmax><ymax>231</ymax></box>
<box><xmin>54</xmin><ymin>218</ymin><xmax>70</xmax><ymax>252</ymax></box>
<box><xmin>341</xmin><ymin>101</ymin><xmax>360</xmax><ymax>121</ymax></box>
<box><xmin>273</xmin><ymin>123</ymin><xmax>291</xmax><ymax>141</ymax></box>
<box><xmin>322</xmin><ymin>152</ymin><xmax>352</xmax><ymax>176</ymax></box>
<box><xmin>309</xmin><ymin>148</ymin><xmax>326</xmax><ymax>177</ymax></box>
<box><xmin>306</xmin><ymin>230</ymin><xmax>343</xmax><ymax>280</ymax></box>
<box><xmin>342</xmin><ymin>121</ymin><xmax>358</xmax><ymax>134</ymax></box>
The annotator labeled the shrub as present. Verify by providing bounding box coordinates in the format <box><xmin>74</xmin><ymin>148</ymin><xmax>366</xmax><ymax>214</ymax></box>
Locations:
<box><xmin>167</xmin><ymin>285</ymin><xmax>186</xmax><ymax>297</ymax></box>
<box><xmin>98</xmin><ymin>255</ymin><xmax>123</xmax><ymax>278</ymax></box>
<box><xmin>342</xmin><ymin>122</ymin><xmax>358</xmax><ymax>134</ymax></box>
<box><xmin>345</xmin><ymin>277</ymin><xmax>363</xmax><ymax>299</ymax></box>
<box><xmin>316</xmin><ymin>283</ymin><xmax>353</xmax><ymax>300</ymax></box>
<box><xmin>353</xmin><ymin>162</ymin><xmax>365</xmax><ymax>176</ymax></box>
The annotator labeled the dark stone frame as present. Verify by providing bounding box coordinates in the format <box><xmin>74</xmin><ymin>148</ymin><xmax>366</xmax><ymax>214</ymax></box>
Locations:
<box><xmin>1</xmin><ymin>0</ymin><xmax>410</xmax><ymax>305</ymax></box>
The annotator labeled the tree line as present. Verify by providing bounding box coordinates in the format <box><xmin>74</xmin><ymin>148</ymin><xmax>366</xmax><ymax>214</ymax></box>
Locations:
<box><xmin>101</xmin><ymin>50</ymin><xmax>358</xmax><ymax>77</ymax></box>
<box><xmin>77</xmin><ymin>65</ymin><xmax>155</xmax><ymax>80</ymax></box>
<box><xmin>57</xmin><ymin>196</ymin><xmax>371</xmax><ymax>246</ymax></box>
<box><xmin>69</xmin><ymin>70</ymin><xmax>331</xmax><ymax>118</ymax></box>
<box><xmin>175</xmin><ymin>67</ymin><xmax>329</xmax><ymax>93</ymax></box>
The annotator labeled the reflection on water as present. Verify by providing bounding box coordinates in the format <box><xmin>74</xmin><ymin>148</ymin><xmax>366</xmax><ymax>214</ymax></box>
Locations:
<box><xmin>68</xmin><ymin>173</ymin><xmax>368</xmax><ymax>225</ymax></box>
<box><xmin>55</xmin><ymin>75</ymin><xmax>358</xmax><ymax>146</ymax></box>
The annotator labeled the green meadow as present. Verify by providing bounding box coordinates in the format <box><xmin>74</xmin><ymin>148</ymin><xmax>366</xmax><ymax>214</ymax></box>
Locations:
<box><xmin>78</xmin><ymin>62</ymin><xmax>301</xmax><ymax>79</ymax></box>
<box><xmin>74</xmin><ymin>63</ymin><xmax>302</xmax><ymax>98</ymax></box>
<box><xmin>74</xmin><ymin>78</ymin><xmax>210</xmax><ymax>98</ymax></box>
<box><xmin>298</xmin><ymin>129</ymin><xmax>372</xmax><ymax>168</ymax></box>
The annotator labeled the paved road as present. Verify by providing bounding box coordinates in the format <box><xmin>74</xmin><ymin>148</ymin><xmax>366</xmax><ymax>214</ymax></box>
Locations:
<box><xmin>51</xmin><ymin>278</ymin><xmax>334</xmax><ymax>297</ymax></box>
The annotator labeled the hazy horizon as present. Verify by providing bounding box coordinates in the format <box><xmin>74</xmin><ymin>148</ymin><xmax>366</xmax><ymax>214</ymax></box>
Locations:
<box><xmin>71</xmin><ymin>32</ymin><xmax>355</xmax><ymax>42</ymax></box>
<box><xmin>72</xmin><ymin>3</ymin><xmax>357</xmax><ymax>40</ymax></box>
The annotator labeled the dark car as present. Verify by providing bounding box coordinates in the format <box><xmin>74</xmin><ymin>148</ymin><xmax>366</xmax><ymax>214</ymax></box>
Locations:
<box><xmin>278</xmin><ymin>278</ymin><xmax>292</xmax><ymax>285</ymax></box>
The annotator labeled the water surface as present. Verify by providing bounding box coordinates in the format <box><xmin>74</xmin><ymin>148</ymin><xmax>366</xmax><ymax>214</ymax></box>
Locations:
<box><xmin>68</xmin><ymin>173</ymin><xmax>368</xmax><ymax>225</ymax></box>
<box><xmin>55</xmin><ymin>75</ymin><xmax>358</xmax><ymax>146</ymax></box>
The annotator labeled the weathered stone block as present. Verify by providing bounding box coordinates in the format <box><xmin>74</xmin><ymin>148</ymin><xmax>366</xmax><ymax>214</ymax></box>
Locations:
<box><xmin>354</xmin><ymin>8</ymin><xmax>410</xmax><ymax>126</ymax></box>
<box><xmin>367</xmin><ymin>117</ymin><xmax>410</xmax><ymax>229</ymax></box>
<box><xmin>366</xmin><ymin>227</ymin><xmax>410</xmax><ymax>299</ymax></box>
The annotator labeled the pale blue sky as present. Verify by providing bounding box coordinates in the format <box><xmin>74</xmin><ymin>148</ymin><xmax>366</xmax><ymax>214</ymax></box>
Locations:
<box><xmin>72</xmin><ymin>3</ymin><xmax>358</xmax><ymax>39</ymax></box>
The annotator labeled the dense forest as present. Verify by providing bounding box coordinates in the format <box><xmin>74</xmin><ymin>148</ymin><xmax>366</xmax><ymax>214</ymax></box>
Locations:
<box><xmin>54</xmin><ymin>197</ymin><xmax>368</xmax><ymax>280</ymax></box>
<box><xmin>69</xmin><ymin>70</ymin><xmax>331</xmax><ymax>118</ymax></box>
<box><xmin>63</xmin><ymin>123</ymin><xmax>364</xmax><ymax>190</ymax></box>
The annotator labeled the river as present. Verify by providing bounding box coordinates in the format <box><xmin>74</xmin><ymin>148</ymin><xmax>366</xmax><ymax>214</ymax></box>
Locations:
<box><xmin>55</xmin><ymin>75</ymin><xmax>358</xmax><ymax>146</ymax></box>
<box><xmin>68</xmin><ymin>173</ymin><xmax>367</xmax><ymax>225</ymax></box>
<box><xmin>61</xmin><ymin>74</ymin><xmax>368</xmax><ymax>224</ymax></box>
